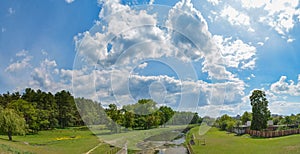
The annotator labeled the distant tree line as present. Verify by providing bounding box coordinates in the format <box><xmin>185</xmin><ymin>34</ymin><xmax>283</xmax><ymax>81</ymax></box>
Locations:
<box><xmin>101</xmin><ymin>99</ymin><xmax>202</xmax><ymax>133</ymax></box>
<box><xmin>215</xmin><ymin>90</ymin><xmax>300</xmax><ymax>132</ymax></box>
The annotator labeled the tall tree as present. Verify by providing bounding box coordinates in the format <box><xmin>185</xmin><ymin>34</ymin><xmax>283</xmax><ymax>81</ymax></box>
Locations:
<box><xmin>0</xmin><ymin>108</ymin><xmax>26</xmax><ymax>141</ymax></box>
<box><xmin>250</xmin><ymin>90</ymin><xmax>270</xmax><ymax>130</ymax></box>
<box><xmin>55</xmin><ymin>90</ymin><xmax>76</xmax><ymax>128</ymax></box>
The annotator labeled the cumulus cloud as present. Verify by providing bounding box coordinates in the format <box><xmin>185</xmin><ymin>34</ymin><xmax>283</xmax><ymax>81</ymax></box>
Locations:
<box><xmin>220</xmin><ymin>5</ymin><xmax>251</xmax><ymax>27</ymax></box>
<box><xmin>269</xmin><ymin>101</ymin><xmax>300</xmax><ymax>115</ymax></box>
<box><xmin>241</xmin><ymin>0</ymin><xmax>300</xmax><ymax>36</ymax></box>
<box><xmin>71</xmin><ymin>0</ymin><xmax>248</xmax><ymax>114</ymax></box>
<box><xmin>270</xmin><ymin>75</ymin><xmax>300</xmax><ymax>96</ymax></box>
<box><xmin>213</xmin><ymin>35</ymin><xmax>256</xmax><ymax>69</ymax></box>
<box><xmin>5</xmin><ymin>52</ymin><xmax>32</xmax><ymax>73</ymax></box>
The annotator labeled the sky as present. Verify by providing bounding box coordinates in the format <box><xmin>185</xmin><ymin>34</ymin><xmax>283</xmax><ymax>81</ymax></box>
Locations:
<box><xmin>1</xmin><ymin>0</ymin><xmax>300</xmax><ymax>117</ymax></box>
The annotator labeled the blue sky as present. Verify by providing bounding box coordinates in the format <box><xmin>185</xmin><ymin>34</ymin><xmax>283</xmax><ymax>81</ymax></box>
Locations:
<box><xmin>1</xmin><ymin>0</ymin><xmax>300</xmax><ymax>116</ymax></box>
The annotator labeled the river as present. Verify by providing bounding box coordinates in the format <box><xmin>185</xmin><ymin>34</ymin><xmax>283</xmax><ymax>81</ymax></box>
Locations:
<box><xmin>156</xmin><ymin>134</ymin><xmax>188</xmax><ymax>154</ymax></box>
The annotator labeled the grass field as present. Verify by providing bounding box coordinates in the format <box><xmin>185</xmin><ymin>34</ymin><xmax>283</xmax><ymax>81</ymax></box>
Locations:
<box><xmin>0</xmin><ymin>125</ymin><xmax>188</xmax><ymax>153</ymax></box>
<box><xmin>92</xmin><ymin>125</ymin><xmax>187</xmax><ymax>150</ymax></box>
<box><xmin>0</xmin><ymin>127</ymin><xmax>115</xmax><ymax>154</ymax></box>
<box><xmin>187</xmin><ymin>126</ymin><xmax>300</xmax><ymax>154</ymax></box>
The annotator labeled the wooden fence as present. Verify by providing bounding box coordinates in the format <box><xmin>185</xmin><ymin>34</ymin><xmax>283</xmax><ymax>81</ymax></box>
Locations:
<box><xmin>246</xmin><ymin>129</ymin><xmax>300</xmax><ymax>138</ymax></box>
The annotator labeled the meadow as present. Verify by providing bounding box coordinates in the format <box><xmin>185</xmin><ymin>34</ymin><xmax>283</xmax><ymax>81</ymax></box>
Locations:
<box><xmin>0</xmin><ymin>125</ymin><xmax>187</xmax><ymax>154</ymax></box>
<box><xmin>0</xmin><ymin>127</ymin><xmax>116</xmax><ymax>154</ymax></box>
<box><xmin>187</xmin><ymin>126</ymin><xmax>300</xmax><ymax>154</ymax></box>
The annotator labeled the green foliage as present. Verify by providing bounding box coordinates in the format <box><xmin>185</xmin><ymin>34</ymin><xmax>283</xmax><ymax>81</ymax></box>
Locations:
<box><xmin>0</xmin><ymin>88</ymin><xmax>84</xmax><ymax>134</ymax></box>
<box><xmin>188</xmin><ymin>126</ymin><xmax>300</xmax><ymax>154</ymax></box>
<box><xmin>0</xmin><ymin>108</ymin><xmax>26</xmax><ymax>140</ymax></box>
<box><xmin>241</xmin><ymin>111</ymin><xmax>252</xmax><ymax>125</ymax></box>
<box><xmin>167</xmin><ymin>111</ymin><xmax>197</xmax><ymax>125</ymax></box>
<box><xmin>76</xmin><ymin>98</ymin><xmax>107</xmax><ymax>125</ymax></box>
<box><xmin>55</xmin><ymin>90</ymin><xmax>78</xmax><ymax>128</ymax></box>
<box><xmin>250</xmin><ymin>90</ymin><xmax>270</xmax><ymax>130</ymax></box>
<box><xmin>8</xmin><ymin>99</ymin><xmax>39</xmax><ymax>133</ymax></box>
<box><xmin>158</xmin><ymin>106</ymin><xmax>174</xmax><ymax>127</ymax></box>
<box><xmin>104</xmin><ymin>99</ymin><xmax>201</xmax><ymax>132</ymax></box>
<box><xmin>216</xmin><ymin>114</ymin><xmax>236</xmax><ymax>131</ymax></box>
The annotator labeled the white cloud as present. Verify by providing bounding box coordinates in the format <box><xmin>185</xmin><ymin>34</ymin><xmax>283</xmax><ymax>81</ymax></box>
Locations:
<box><xmin>137</xmin><ymin>62</ymin><xmax>148</xmax><ymax>69</ymax></box>
<box><xmin>207</xmin><ymin>0</ymin><xmax>221</xmax><ymax>6</ymax></box>
<box><xmin>220</xmin><ymin>5</ymin><xmax>251</xmax><ymax>26</ymax></box>
<box><xmin>65</xmin><ymin>0</ymin><xmax>75</xmax><ymax>4</ymax></box>
<box><xmin>149</xmin><ymin>0</ymin><xmax>155</xmax><ymax>5</ymax></box>
<box><xmin>213</xmin><ymin>35</ymin><xmax>257</xmax><ymax>69</ymax></box>
<box><xmin>287</xmin><ymin>37</ymin><xmax>295</xmax><ymax>43</ymax></box>
<box><xmin>269</xmin><ymin>101</ymin><xmax>300</xmax><ymax>115</ymax></box>
<box><xmin>240</xmin><ymin>0</ymin><xmax>267</xmax><ymax>9</ymax></box>
<box><xmin>30</xmin><ymin>59</ymin><xmax>57</xmax><ymax>89</ymax></box>
<box><xmin>1</xmin><ymin>27</ymin><xmax>6</xmax><ymax>33</ymax></box>
<box><xmin>246</xmin><ymin>74</ymin><xmax>256</xmax><ymax>80</ymax></box>
<box><xmin>5</xmin><ymin>55</ymin><xmax>32</xmax><ymax>73</ymax></box>
<box><xmin>257</xmin><ymin>42</ymin><xmax>264</xmax><ymax>46</ymax></box>
<box><xmin>241</xmin><ymin>0</ymin><xmax>300</xmax><ymax>36</ymax></box>
<box><xmin>270</xmin><ymin>75</ymin><xmax>300</xmax><ymax>96</ymax></box>
<box><xmin>71</xmin><ymin>0</ymin><xmax>249</xmax><ymax>115</ymax></box>
<box><xmin>16</xmin><ymin>50</ymin><xmax>28</xmax><ymax>57</ymax></box>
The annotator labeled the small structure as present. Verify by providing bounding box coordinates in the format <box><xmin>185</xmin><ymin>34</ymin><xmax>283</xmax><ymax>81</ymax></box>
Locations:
<box><xmin>233</xmin><ymin>125</ymin><xmax>249</xmax><ymax>135</ymax></box>
<box><xmin>233</xmin><ymin>121</ymin><xmax>251</xmax><ymax>135</ymax></box>
<box><xmin>246</xmin><ymin>121</ymin><xmax>251</xmax><ymax>127</ymax></box>
<box><xmin>267</xmin><ymin>120</ymin><xmax>273</xmax><ymax>126</ymax></box>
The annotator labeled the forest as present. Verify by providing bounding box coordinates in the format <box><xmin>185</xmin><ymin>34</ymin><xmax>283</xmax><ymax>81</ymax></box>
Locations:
<box><xmin>0</xmin><ymin>88</ymin><xmax>201</xmax><ymax>140</ymax></box>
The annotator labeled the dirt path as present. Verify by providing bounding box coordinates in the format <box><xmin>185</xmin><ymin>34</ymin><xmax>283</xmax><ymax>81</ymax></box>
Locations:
<box><xmin>84</xmin><ymin>142</ymin><xmax>103</xmax><ymax>154</ymax></box>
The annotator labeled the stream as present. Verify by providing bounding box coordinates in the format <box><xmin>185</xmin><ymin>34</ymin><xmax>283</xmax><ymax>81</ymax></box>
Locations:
<box><xmin>136</xmin><ymin>129</ymin><xmax>190</xmax><ymax>154</ymax></box>
<box><xmin>156</xmin><ymin>135</ymin><xmax>187</xmax><ymax>154</ymax></box>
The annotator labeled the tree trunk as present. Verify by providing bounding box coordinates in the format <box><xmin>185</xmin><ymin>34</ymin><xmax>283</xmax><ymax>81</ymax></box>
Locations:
<box><xmin>8</xmin><ymin>131</ymin><xmax>12</xmax><ymax>141</ymax></box>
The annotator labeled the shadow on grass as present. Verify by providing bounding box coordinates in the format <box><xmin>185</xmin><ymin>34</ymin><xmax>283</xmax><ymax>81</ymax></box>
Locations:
<box><xmin>0</xmin><ymin>137</ymin><xmax>19</xmax><ymax>142</ymax></box>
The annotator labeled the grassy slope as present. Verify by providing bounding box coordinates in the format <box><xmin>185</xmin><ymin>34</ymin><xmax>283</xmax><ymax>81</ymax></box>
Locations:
<box><xmin>0</xmin><ymin>125</ymin><xmax>187</xmax><ymax>153</ymax></box>
<box><xmin>0</xmin><ymin>127</ymin><xmax>107</xmax><ymax>154</ymax></box>
<box><xmin>94</xmin><ymin>125</ymin><xmax>187</xmax><ymax>150</ymax></box>
<box><xmin>187</xmin><ymin>126</ymin><xmax>300</xmax><ymax>154</ymax></box>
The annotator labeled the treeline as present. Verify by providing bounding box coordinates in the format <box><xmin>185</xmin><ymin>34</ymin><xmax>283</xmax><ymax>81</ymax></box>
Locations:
<box><xmin>0</xmin><ymin>88</ymin><xmax>83</xmax><ymax>133</ymax></box>
<box><xmin>215</xmin><ymin>111</ymin><xmax>300</xmax><ymax>132</ymax></box>
<box><xmin>0</xmin><ymin>89</ymin><xmax>203</xmax><ymax>137</ymax></box>
<box><xmin>79</xmin><ymin>99</ymin><xmax>203</xmax><ymax>133</ymax></box>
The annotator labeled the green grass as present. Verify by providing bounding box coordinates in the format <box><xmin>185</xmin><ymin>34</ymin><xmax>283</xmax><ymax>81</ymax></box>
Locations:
<box><xmin>0</xmin><ymin>127</ymin><xmax>111</xmax><ymax>154</ymax></box>
<box><xmin>0</xmin><ymin>125</ymin><xmax>190</xmax><ymax>153</ymax></box>
<box><xmin>93</xmin><ymin>125</ymin><xmax>187</xmax><ymax>150</ymax></box>
<box><xmin>187</xmin><ymin>126</ymin><xmax>300</xmax><ymax>154</ymax></box>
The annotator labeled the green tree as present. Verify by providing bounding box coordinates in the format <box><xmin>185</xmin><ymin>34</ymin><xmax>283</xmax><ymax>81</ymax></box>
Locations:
<box><xmin>0</xmin><ymin>108</ymin><xmax>26</xmax><ymax>141</ymax></box>
<box><xmin>123</xmin><ymin>111</ymin><xmax>134</xmax><ymax>130</ymax></box>
<box><xmin>55</xmin><ymin>90</ymin><xmax>77</xmax><ymax>128</ymax></box>
<box><xmin>241</xmin><ymin>111</ymin><xmax>252</xmax><ymax>125</ymax></box>
<box><xmin>250</xmin><ymin>90</ymin><xmax>271</xmax><ymax>130</ymax></box>
<box><xmin>158</xmin><ymin>106</ymin><xmax>174</xmax><ymax>127</ymax></box>
<box><xmin>216</xmin><ymin>114</ymin><xmax>234</xmax><ymax>131</ymax></box>
<box><xmin>8</xmin><ymin>99</ymin><xmax>39</xmax><ymax>133</ymax></box>
<box><xmin>283</xmin><ymin>115</ymin><xmax>294</xmax><ymax>127</ymax></box>
<box><xmin>105</xmin><ymin>104</ymin><xmax>122</xmax><ymax>133</ymax></box>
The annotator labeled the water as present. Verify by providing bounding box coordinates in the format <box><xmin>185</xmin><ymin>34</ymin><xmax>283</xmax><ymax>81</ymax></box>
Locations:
<box><xmin>157</xmin><ymin>136</ymin><xmax>188</xmax><ymax>154</ymax></box>
<box><xmin>158</xmin><ymin>146</ymin><xmax>187</xmax><ymax>154</ymax></box>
